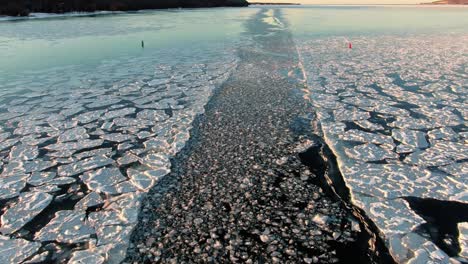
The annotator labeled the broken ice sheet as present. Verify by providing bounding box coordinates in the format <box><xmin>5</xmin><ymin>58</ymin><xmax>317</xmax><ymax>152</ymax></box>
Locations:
<box><xmin>0</xmin><ymin>192</ymin><xmax>53</xmax><ymax>234</ymax></box>
<box><xmin>299</xmin><ymin>35</ymin><xmax>468</xmax><ymax>263</ymax></box>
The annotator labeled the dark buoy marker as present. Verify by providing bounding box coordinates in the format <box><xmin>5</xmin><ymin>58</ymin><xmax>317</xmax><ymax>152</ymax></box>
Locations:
<box><xmin>141</xmin><ymin>40</ymin><xmax>145</xmax><ymax>48</ymax></box>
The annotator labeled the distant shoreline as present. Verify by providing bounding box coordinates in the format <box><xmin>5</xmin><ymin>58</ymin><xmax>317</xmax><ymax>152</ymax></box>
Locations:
<box><xmin>0</xmin><ymin>0</ymin><xmax>249</xmax><ymax>17</ymax></box>
<box><xmin>249</xmin><ymin>2</ymin><xmax>300</xmax><ymax>5</ymax></box>
<box><xmin>420</xmin><ymin>0</ymin><xmax>468</xmax><ymax>4</ymax></box>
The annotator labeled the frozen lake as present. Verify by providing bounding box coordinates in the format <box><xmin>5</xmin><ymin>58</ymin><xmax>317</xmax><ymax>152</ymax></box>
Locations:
<box><xmin>0</xmin><ymin>5</ymin><xmax>467</xmax><ymax>263</ymax></box>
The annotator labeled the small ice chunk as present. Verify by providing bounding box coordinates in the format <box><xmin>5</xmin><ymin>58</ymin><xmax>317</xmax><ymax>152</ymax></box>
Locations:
<box><xmin>334</xmin><ymin>107</ymin><xmax>370</xmax><ymax>121</ymax></box>
<box><xmin>404</xmin><ymin>150</ymin><xmax>453</xmax><ymax>167</ymax></box>
<box><xmin>58</xmin><ymin>127</ymin><xmax>89</xmax><ymax>142</ymax></box>
<box><xmin>68</xmin><ymin>250</ymin><xmax>105</xmax><ymax>264</ymax></box>
<box><xmin>345</xmin><ymin>143</ymin><xmax>398</xmax><ymax>162</ymax></box>
<box><xmin>0</xmin><ymin>138</ymin><xmax>19</xmax><ymax>152</ymax></box>
<box><xmin>9</xmin><ymin>144</ymin><xmax>39</xmax><ymax>161</ymax></box>
<box><xmin>143</xmin><ymin>138</ymin><xmax>170</xmax><ymax>151</ymax></box>
<box><xmin>0</xmin><ymin>174</ymin><xmax>29</xmax><ymax>200</ymax></box>
<box><xmin>100</xmin><ymin>181</ymin><xmax>138</xmax><ymax>195</ymax></box>
<box><xmin>396</xmin><ymin>144</ymin><xmax>417</xmax><ymax>154</ymax></box>
<box><xmin>428</xmin><ymin>127</ymin><xmax>458</xmax><ymax>141</ymax></box>
<box><xmin>88</xmin><ymin>193</ymin><xmax>140</xmax><ymax>227</ymax></box>
<box><xmin>339</xmin><ymin>129</ymin><xmax>394</xmax><ymax>146</ymax></box>
<box><xmin>74</xmin><ymin>192</ymin><xmax>104</xmax><ymax>210</ymax></box>
<box><xmin>29</xmin><ymin>184</ymin><xmax>61</xmax><ymax>193</ymax></box>
<box><xmin>35</xmin><ymin>210</ymin><xmax>95</xmax><ymax>243</ymax></box>
<box><xmin>136</xmin><ymin>110</ymin><xmax>169</xmax><ymax>122</ymax></box>
<box><xmin>392</xmin><ymin>129</ymin><xmax>429</xmax><ymax>149</ymax></box>
<box><xmin>127</xmin><ymin>169</ymin><xmax>158</xmax><ymax>191</ymax></box>
<box><xmin>96</xmin><ymin>225</ymin><xmax>133</xmax><ymax>246</ymax></box>
<box><xmin>73</xmin><ymin>110</ymin><xmax>106</xmax><ymax>124</ymax></box>
<box><xmin>102</xmin><ymin>108</ymin><xmax>135</xmax><ymax>120</ymax></box>
<box><xmin>57</xmin><ymin>155</ymin><xmax>114</xmax><ymax>177</ymax></box>
<box><xmin>117</xmin><ymin>152</ymin><xmax>139</xmax><ymax>166</ymax></box>
<box><xmin>80</xmin><ymin>167</ymin><xmax>126</xmax><ymax>192</ymax></box>
<box><xmin>23</xmin><ymin>160</ymin><xmax>57</xmax><ymax>173</ymax></box>
<box><xmin>28</xmin><ymin>171</ymin><xmax>56</xmax><ymax>186</ymax></box>
<box><xmin>74</xmin><ymin>148</ymin><xmax>113</xmax><ymax>160</ymax></box>
<box><xmin>312</xmin><ymin>214</ymin><xmax>329</xmax><ymax>226</ymax></box>
<box><xmin>0</xmin><ymin>132</ymin><xmax>11</xmax><ymax>141</ymax></box>
<box><xmin>87</xmin><ymin>98</ymin><xmax>121</xmax><ymax>109</ymax></box>
<box><xmin>48</xmin><ymin>177</ymin><xmax>76</xmax><ymax>186</ymax></box>
<box><xmin>354</xmin><ymin>120</ymin><xmax>384</xmax><ymax>131</ymax></box>
<box><xmin>139</xmin><ymin>152</ymin><xmax>171</xmax><ymax>169</ymax></box>
<box><xmin>100</xmin><ymin>133</ymin><xmax>133</xmax><ymax>143</ymax></box>
<box><xmin>23</xmin><ymin>251</ymin><xmax>49</xmax><ymax>263</ymax></box>
<box><xmin>45</xmin><ymin>139</ymin><xmax>104</xmax><ymax>152</ymax></box>
<box><xmin>458</xmin><ymin>222</ymin><xmax>468</xmax><ymax>259</ymax></box>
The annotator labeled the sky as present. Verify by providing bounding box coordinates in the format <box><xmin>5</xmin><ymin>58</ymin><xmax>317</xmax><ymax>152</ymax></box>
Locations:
<box><xmin>253</xmin><ymin>0</ymin><xmax>422</xmax><ymax>4</ymax></box>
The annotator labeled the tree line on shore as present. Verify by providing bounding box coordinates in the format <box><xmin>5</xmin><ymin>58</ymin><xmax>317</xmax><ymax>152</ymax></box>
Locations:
<box><xmin>0</xmin><ymin>0</ymin><xmax>249</xmax><ymax>16</ymax></box>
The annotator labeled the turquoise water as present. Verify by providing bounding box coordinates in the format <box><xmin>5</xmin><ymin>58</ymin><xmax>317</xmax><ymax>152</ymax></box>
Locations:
<box><xmin>1</xmin><ymin>6</ymin><xmax>467</xmax><ymax>83</ymax></box>
<box><xmin>0</xmin><ymin>8</ymin><xmax>255</xmax><ymax>84</ymax></box>
<box><xmin>285</xmin><ymin>5</ymin><xmax>468</xmax><ymax>38</ymax></box>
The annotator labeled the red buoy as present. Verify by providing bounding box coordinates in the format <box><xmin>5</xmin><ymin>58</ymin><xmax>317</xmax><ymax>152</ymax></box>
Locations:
<box><xmin>348</xmin><ymin>42</ymin><xmax>352</xmax><ymax>49</ymax></box>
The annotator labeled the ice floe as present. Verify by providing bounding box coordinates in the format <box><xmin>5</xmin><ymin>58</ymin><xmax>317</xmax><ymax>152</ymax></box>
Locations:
<box><xmin>35</xmin><ymin>210</ymin><xmax>95</xmax><ymax>243</ymax></box>
<box><xmin>0</xmin><ymin>235</ymin><xmax>41</xmax><ymax>263</ymax></box>
<box><xmin>299</xmin><ymin>34</ymin><xmax>468</xmax><ymax>263</ymax></box>
<box><xmin>0</xmin><ymin>192</ymin><xmax>53</xmax><ymax>234</ymax></box>
<box><xmin>0</xmin><ymin>48</ymin><xmax>238</xmax><ymax>262</ymax></box>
